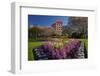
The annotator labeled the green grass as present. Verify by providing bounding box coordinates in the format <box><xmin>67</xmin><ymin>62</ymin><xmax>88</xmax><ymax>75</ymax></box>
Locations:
<box><xmin>28</xmin><ymin>41</ymin><xmax>44</xmax><ymax>61</ymax></box>
<box><xmin>80</xmin><ymin>39</ymin><xmax>88</xmax><ymax>50</ymax></box>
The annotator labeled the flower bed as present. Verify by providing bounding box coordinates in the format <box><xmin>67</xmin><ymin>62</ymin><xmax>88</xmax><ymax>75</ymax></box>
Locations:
<box><xmin>32</xmin><ymin>39</ymin><xmax>87</xmax><ymax>60</ymax></box>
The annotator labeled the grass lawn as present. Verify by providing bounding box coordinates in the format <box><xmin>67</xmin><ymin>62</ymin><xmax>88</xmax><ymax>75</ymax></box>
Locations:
<box><xmin>28</xmin><ymin>41</ymin><xmax>44</xmax><ymax>61</ymax></box>
<box><xmin>80</xmin><ymin>39</ymin><xmax>88</xmax><ymax>50</ymax></box>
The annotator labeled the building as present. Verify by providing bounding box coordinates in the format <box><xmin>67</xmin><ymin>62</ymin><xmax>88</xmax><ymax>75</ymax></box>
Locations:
<box><xmin>51</xmin><ymin>20</ymin><xmax>63</xmax><ymax>35</ymax></box>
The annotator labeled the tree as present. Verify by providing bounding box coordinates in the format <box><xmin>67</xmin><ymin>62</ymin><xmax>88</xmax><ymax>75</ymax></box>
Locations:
<box><xmin>68</xmin><ymin>17</ymin><xmax>88</xmax><ymax>38</ymax></box>
<box><xmin>28</xmin><ymin>26</ymin><xmax>42</xmax><ymax>39</ymax></box>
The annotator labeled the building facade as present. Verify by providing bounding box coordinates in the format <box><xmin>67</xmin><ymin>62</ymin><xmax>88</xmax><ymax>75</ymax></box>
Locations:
<box><xmin>51</xmin><ymin>20</ymin><xmax>63</xmax><ymax>35</ymax></box>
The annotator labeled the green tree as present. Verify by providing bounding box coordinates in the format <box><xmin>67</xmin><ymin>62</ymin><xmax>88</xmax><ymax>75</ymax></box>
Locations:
<box><xmin>28</xmin><ymin>26</ymin><xmax>42</xmax><ymax>40</ymax></box>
